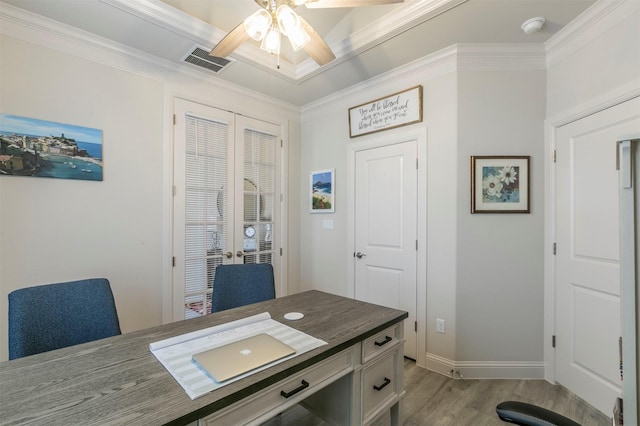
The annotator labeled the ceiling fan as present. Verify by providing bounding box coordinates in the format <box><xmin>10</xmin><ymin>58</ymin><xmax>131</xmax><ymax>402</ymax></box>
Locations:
<box><xmin>209</xmin><ymin>0</ymin><xmax>404</xmax><ymax>66</ymax></box>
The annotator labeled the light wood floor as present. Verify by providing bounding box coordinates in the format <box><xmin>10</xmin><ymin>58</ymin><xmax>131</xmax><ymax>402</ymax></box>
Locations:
<box><xmin>265</xmin><ymin>359</ymin><xmax>612</xmax><ymax>426</ymax></box>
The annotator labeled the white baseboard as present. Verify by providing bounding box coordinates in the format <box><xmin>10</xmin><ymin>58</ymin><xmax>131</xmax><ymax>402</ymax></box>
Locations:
<box><xmin>425</xmin><ymin>353</ymin><xmax>545</xmax><ymax>380</ymax></box>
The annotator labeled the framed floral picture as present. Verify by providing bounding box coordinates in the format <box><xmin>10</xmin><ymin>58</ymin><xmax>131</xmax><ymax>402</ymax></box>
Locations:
<box><xmin>471</xmin><ymin>156</ymin><xmax>530</xmax><ymax>213</ymax></box>
<box><xmin>310</xmin><ymin>169</ymin><xmax>335</xmax><ymax>213</ymax></box>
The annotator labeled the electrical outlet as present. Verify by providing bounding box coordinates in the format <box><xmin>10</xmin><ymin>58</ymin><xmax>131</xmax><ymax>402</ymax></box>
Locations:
<box><xmin>436</xmin><ymin>318</ymin><xmax>445</xmax><ymax>334</ymax></box>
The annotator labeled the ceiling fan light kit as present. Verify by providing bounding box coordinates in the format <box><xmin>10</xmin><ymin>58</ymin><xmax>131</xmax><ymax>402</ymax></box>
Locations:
<box><xmin>244</xmin><ymin>3</ymin><xmax>311</xmax><ymax>54</ymax></box>
<box><xmin>276</xmin><ymin>5</ymin><xmax>300</xmax><ymax>36</ymax></box>
<box><xmin>210</xmin><ymin>0</ymin><xmax>404</xmax><ymax>67</ymax></box>
<box><xmin>261</xmin><ymin>26</ymin><xmax>282</xmax><ymax>55</ymax></box>
<box><xmin>244</xmin><ymin>9</ymin><xmax>272</xmax><ymax>41</ymax></box>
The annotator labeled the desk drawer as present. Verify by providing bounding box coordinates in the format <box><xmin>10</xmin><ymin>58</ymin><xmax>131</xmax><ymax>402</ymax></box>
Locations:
<box><xmin>200</xmin><ymin>347</ymin><xmax>355</xmax><ymax>426</ymax></box>
<box><xmin>362</xmin><ymin>348</ymin><xmax>400</xmax><ymax>423</ymax></box>
<box><xmin>362</xmin><ymin>324</ymin><xmax>402</xmax><ymax>363</ymax></box>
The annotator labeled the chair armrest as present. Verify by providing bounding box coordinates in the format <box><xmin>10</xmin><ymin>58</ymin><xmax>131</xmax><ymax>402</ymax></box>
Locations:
<box><xmin>496</xmin><ymin>401</ymin><xmax>582</xmax><ymax>426</ymax></box>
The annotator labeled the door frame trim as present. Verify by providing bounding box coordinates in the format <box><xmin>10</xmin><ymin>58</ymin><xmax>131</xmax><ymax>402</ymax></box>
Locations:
<box><xmin>163</xmin><ymin>95</ymin><xmax>289</xmax><ymax>323</ymax></box>
<box><xmin>346</xmin><ymin>126</ymin><xmax>428</xmax><ymax>367</ymax></box>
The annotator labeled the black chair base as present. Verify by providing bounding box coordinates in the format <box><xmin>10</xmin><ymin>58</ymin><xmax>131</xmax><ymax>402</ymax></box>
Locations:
<box><xmin>496</xmin><ymin>401</ymin><xmax>582</xmax><ymax>426</ymax></box>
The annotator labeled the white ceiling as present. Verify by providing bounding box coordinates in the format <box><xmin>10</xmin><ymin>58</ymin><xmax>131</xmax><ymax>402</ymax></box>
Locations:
<box><xmin>1</xmin><ymin>0</ymin><xmax>596</xmax><ymax>105</ymax></box>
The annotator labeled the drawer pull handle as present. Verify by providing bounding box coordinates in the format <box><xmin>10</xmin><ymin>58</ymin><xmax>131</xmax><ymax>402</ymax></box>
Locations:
<box><xmin>373</xmin><ymin>377</ymin><xmax>391</xmax><ymax>391</ymax></box>
<box><xmin>374</xmin><ymin>336</ymin><xmax>392</xmax><ymax>347</ymax></box>
<box><xmin>280</xmin><ymin>380</ymin><xmax>309</xmax><ymax>398</ymax></box>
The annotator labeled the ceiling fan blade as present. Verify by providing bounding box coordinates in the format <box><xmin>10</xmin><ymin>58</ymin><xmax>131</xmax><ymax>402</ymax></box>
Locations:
<box><xmin>299</xmin><ymin>17</ymin><xmax>336</xmax><ymax>65</ymax></box>
<box><xmin>209</xmin><ymin>23</ymin><xmax>250</xmax><ymax>58</ymax></box>
<box><xmin>305</xmin><ymin>0</ymin><xmax>404</xmax><ymax>8</ymax></box>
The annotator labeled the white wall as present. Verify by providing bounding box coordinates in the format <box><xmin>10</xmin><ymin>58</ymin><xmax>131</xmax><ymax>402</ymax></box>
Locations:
<box><xmin>0</xmin><ymin>36</ymin><xmax>164</xmax><ymax>359</ymax></box>
<box><xmin>424</xmin><ymin>72</ymin><xmax>458</xmax><ymax>365</ymax></box>
<box><xmin>300</xmin><ymin>47</ymin><xmax>547</xmax><ymax>375</ymax></box>
<box><xmin>299</xmin><ymin>55</ymin><xmax>460</xmax><ymax>323</ymax></box>
<box><xmin>546</xmin><ymin>1</ymin><xmax>640</xmax><ymax>122</ymax></box>
<box><xmin>299</xmin><ymin>105</ymin><xmax>350</xmax><ymax>296</ymax></box>
<box><xmin>0</xmin><ymin>24</ymin><xmax>301</xmax><ymax>360</ymax></box>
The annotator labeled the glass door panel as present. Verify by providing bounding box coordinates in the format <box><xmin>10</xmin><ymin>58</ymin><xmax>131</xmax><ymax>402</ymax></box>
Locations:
<box><xmin>236</xmin><ymin>116</ymin><xmax>279</xmax><ymax>270</ymax></box>
<box><xmin>173</xmin><ymin>99</ymin><xmax>235</xmax><ymax>320</ymax></box>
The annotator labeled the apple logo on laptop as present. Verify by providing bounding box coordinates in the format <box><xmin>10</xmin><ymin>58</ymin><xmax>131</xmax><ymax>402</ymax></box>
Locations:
<box><xmin>240</xmin><ymin>349</ymin><xmax>251</xmax><ymax>356</ymax></box>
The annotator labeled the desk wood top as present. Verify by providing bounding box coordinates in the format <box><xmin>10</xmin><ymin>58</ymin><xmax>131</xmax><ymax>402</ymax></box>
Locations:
<box><xmin>0</xmin><ymin>290</ymin><xmax>407</xmax><ymax>425</ymax></box>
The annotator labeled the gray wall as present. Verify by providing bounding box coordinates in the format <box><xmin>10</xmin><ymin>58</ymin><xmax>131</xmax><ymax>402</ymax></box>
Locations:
<box><xmin>457</xmin><ymin>70</ymin><xmax>545</xmax><ymax>363</ymax></box>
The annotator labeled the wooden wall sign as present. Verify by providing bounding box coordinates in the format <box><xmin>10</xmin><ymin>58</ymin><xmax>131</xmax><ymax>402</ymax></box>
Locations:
<box><xmin>348</xmin><ymin>85</ymin><xmax>423</xmax><ymax>138</ymax></box>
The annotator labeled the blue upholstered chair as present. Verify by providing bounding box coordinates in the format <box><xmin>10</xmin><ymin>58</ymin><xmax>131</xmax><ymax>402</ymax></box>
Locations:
<box><xmin>8</xmin><ymin>278</ymin><xmax>121</xmax><ymax>360</ymax></box>
<box><xmin>211</xmin><ymin>264</ymin><xmax>275</xmax><ymax>313</ymax></box>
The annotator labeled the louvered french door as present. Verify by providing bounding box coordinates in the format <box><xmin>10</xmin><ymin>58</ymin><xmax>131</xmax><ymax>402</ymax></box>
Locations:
<box><xmin>172</xmin><ymin>98</ymin><xmax>281</xmax><ymax>320</ymax></box>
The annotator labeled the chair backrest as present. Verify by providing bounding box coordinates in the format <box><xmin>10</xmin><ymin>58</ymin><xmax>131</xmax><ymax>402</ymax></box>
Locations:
<box><xmin>8</xmin><ymin>278</ymin><xmax>121</xmax><ymax>360</ymax></box>
<box><xmin>211</xmin><ymin>264</ymin><xmax>275</xmax><ymax>313</ymax></box>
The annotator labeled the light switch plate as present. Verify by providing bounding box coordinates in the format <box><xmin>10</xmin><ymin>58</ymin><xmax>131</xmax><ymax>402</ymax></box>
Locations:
<box><xmin>322</xmin><ymin>220</ymin><xmax>334</xmax><ymax>230</ymax></box>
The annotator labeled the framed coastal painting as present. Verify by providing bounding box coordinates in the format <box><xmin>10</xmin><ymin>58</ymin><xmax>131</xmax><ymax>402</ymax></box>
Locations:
<box><xmin>0</xmin><ymin>114</ymin><xmax>103</xmax><ymax>181</ymax></box>
<box><xmin>471</xmin><ymin>156</ymin><xmax>530</xmax><ymax>213</ymax></box>
<box><xmin>310</xmin><ymin>169</ymin><xmax>334</xmax><ymax>213</ymax></box>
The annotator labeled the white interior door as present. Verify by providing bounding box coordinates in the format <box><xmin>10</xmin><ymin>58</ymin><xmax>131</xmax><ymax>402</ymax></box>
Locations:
<box><xmin>555</xmin><ymin>97</ymin><xmax>640</xmax><ymax>414</ymax></box>
<box><xmin>354</xmin><ymin>140</ymin><xmax>418</xmax><ymax>359</ymax></box>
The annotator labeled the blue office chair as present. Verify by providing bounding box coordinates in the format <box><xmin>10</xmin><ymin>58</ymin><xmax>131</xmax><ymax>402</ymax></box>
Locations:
<box><xmin>211</xmin><ymin>264</ymin><xmax>275</xmax><ymax>313</ymax></box>
<box><xmin>8</xmin><ymin>278</ymin><xmax>121</xmax><ymax>360</ymax></box>
<box><xmin>496</xmin><ymin>401</ymin><xmax>581</xmax><ymax>426</ymax></box>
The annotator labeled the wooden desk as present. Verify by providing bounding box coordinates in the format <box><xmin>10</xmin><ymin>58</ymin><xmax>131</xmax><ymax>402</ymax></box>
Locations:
<box><xmin>0</xmin><ymin>290</ymin><xmax>407</xmax><ymax>425</ymax></box>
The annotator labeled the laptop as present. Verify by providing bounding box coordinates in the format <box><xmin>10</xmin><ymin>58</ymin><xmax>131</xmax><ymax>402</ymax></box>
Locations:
<box><xmin>192</xmin><ymin>333</ymin><xmax>296</xmax><ymax>383</ymax></box>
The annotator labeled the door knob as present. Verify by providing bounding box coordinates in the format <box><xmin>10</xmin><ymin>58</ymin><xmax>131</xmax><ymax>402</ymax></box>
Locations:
<box><xmin>236</xmin><ymin>250</ymin><xmax>245</xmax><ymax>258</ymax></box>
<box><xmin>355</xmin><ymin>252</ymin><xmax>366</xmax><ymax>259</ymax></box>
<box><xmin>224</xmin><ymin>251</ymin><xmax>233</xmax><ymax>259</ymax></box>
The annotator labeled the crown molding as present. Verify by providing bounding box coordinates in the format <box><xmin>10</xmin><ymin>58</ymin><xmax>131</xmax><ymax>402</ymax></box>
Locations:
<box><xmin>302</xmin><ymin>44</ymin><xmax>458</xmax><ymax>113</ymax></box>
<box><xmin>295</xmin><ymin>0</ymin><xmax>468</xmax><ymax>81</ymax></box>
<box><xmin>457</xmin><ymin>44</ymin><xmax>546</xmax><ymax>71</ymax></box>
<box><xmin>545</xmin><ymin>0</ymin><xmax>639</xmax><ymax>68</ymax></box>
<box><xmin>0</xmin><ymin>2</ymin><xmax>300</xmax><ymax>113</ymax></box>
<box><xmin>302</xmin><ymin>42</ymin><xmax>546</xmax><ymax>112</ymax></box>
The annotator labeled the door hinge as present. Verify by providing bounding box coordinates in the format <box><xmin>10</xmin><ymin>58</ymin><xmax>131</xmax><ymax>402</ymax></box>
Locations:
<box><xmin>414</xmin><ymin>321</ymin><xmax>417</xmax><ymax>332</ymax></box>
<box><xmin>173</xmin><ymin>185</ymin><xmax>176</xmax><ymax>196</ymax></box>
<box><xmin>173</xmin><ymin>114</ymin><xmax>176</xmax><ymax>125</ymax></box>
<box><xmin>281</xmin><ymin>139</ymin><xmax>283</xmax><ymax>148</ymax></box>
<box><xmin>416</xmin><ymin>158</ymin><xmax>418</xmax><ymax>169</ymax></box>
<box><xmin>552</xmin><ymin>243</ymin><xmax>556</xmax><ymax>255</ymax></box>
<box><xmin>416</xmin><ymin>240</ymin><xmax>418</xmax><ymax>250</ymax></box>
<box><xmin>172</xmin><ymin>256</ymin><xmax>176</xmax><ymax>267</ymax></box>
<box><xmin>552</xmin><ymin>149</ymin><xmax>556</xmax><ymax>163</ymax></box>
<box><xmin>552</xmin><ymin>335</ymin><xmax>556</xmax><ymax>348</ymax></box>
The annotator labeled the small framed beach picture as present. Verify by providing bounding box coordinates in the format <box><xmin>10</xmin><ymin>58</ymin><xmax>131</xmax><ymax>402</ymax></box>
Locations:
<box><xmin>471</xmin><ymin>156</ymin><xmax>530</xmax><ymax>213</ymax></box>
<box><xmin>310</xmin><ymin>169</ymin><xmax>335</xmax><ymax>213</ymax></box>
